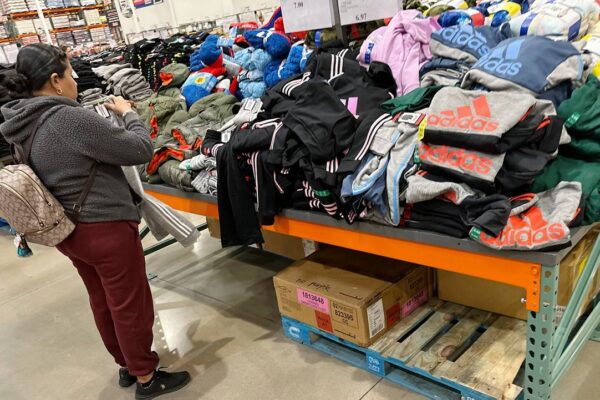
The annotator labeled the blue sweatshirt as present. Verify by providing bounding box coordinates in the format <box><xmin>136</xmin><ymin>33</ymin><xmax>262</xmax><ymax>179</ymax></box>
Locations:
<box><xmin>462</xmin><ymin>36</ymin><xmax>585</xmax><ymax>100</ymax></box>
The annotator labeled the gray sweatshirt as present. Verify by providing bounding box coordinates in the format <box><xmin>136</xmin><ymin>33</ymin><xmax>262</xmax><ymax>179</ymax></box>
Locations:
<box><xmin>0</xmin><ymin>96</ymin><xmax>153</xmax><ymax>223</ymax></box>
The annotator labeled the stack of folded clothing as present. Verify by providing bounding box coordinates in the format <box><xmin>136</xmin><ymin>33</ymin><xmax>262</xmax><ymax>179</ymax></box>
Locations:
<box><xmin>39</xmin><ymin>32</ymin><xmax>57</xmax><ymax>45</ymax></box>
<box><xmin>398</xmin><ymin>86</ymin><xmax>579</xmax><ymax>250</ymax></box>
<box><xmin>89</xmin><ymin>27</ymin><xmax>108</xmax><ymax>43</ymax></box>
<box><xmin>63</xmin><ymin>0</ymin><xmax>80</xmax><ymax>6</ymax></box>
<box><xmin>1</xmin><ymin>0</ymin><xmax>29</xmax><ymax>13</ymax></box>
<box><xmin>78</xmin><ymin>88</ymin><xmax>104</xmax><ymax>105</ymax></box>
<box><xmin>21</xmin><ymin>35</ymin><xmax>40</xmax><ymax>46</ymax></box>
<box><xmin>107</xmin><ymin>67</ymin><xmax>153</xmax><ymax>102</ymax></box>
<box><xmin>420</xmin><ymin>23</ymin><xmax>512</xmax><ymax>87</ymax></box>
<box><xmin>68</xmin><ymin>14</ymin><xmax>86</xmax><ymax>28</ymax></box>
<box><xmin>93</xmin><ymin>64</ymin><xmax>152</xmax><ymax>101</ymax></box>
<box><xmin>72</xmin><ymin>29</ymin><xmax>91</xmax><ymax>45</ymax></box>
<box><xmin>0</xmin><ymin>25</ymin><xmax>8</xmax><ymax>39</ymax></box>
<box><xmin>51</xmin><ymin>16</ymin><xmax>71</xmax><ymax>29</ymax></box>
<box><xmin>462</xmin><ymin>35</ymin><xmax>590</xmax><ymax>107</ymax></box>
<box><xmin>404</xmin><ymin>172</ymin><xmax>583</xmax><ymax>251</ymax></box>
<box><xmin>71</xmin><ymin>57</ymin><xmax>103</xmax><ymax>92</ymax></box>
<box><xmin>12</xmin><ymin>19</ymin><xmax>36</xmax><ymax>34</ymax></box>
<box><xmin>79</xmin><ymin>0</ymin><xmax>95</xmax><ymax>5</ymax></box>
<box><xmin>179</xmin><ymin>155</ymin><xmax>218</xmax><ymax>195</ymax></box>
<box><xmin>83</xmin><ymin>9</ymin><xmax>102</xmax><ymax>26</ymax></box>
<box><xmin>126</xmin><ymin>38</ymin><xmax>164</xmax><ymax>90</ymax></box>
<box><xmin>55</xmin><ymin>31</ymin><xmax>75</xmax><ymax>46</ymax></box>
<box><xmin>418</xmin><ymin>87</ymin><xmax>566</xmax><ymax>195</ymax></box>
<box><xmin>45</xmin><ymin>0</ymin><xmax>65</xmax><ymax>8</ymax></box>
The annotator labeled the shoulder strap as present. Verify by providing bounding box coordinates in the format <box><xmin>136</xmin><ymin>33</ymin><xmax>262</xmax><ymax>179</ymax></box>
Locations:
<box><xmin>67</xmin><ymin>162</ymin><xmax>98</xmax><ymax>224</ymax></box>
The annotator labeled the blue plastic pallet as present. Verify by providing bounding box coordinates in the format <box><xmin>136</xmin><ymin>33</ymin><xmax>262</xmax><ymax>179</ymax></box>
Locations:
<box><xmin>282</xmin><ymin>302</ymin><xmax>526</xmax><ymax>400</ymax></box>
<box><xmin>0</xmin><ymin>218</ymin><xmax>10</xmax><ymax>233</ymax></box>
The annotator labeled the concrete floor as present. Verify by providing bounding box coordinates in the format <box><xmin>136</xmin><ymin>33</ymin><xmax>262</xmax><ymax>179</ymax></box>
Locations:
<box><xmin>0</xmin><ymin>218</ymin><xmax>599</xmax><ymax>400</ymax></box>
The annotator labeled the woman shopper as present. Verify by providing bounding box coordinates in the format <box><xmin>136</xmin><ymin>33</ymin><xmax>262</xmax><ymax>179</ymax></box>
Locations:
<box><xmin>0</xmin><ymin>44</ymin><xmax>190</xmax><ymax>399</ymax></box>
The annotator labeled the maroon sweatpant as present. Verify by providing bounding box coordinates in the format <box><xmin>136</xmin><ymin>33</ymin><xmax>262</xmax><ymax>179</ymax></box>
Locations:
<box><xmin>57</xmin><ymin>221</ymin><xmax>159</xmax><ymax>376</ymax></box>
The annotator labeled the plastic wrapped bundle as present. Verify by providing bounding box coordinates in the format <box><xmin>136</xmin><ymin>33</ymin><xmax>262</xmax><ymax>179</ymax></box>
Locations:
<box><xmin>509</xmin><ymin>0</ymin><xmax>599</xmax><ymax>41</ymax></box>
<box><xmin>45</xmin><ymin>0</ymin><xmax>65</xmax><ymax>9</ymax></box>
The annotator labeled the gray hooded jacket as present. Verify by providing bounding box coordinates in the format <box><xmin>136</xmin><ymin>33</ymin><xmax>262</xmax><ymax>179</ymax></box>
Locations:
<box><xmin>0</xmin><ymin>96</ymin><xmax>153</xmax><ymax>223</ymax></box>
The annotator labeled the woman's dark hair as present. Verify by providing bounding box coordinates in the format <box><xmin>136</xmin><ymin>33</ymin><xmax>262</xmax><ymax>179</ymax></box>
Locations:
<box><xmin>0</xmin><ymin>44</ymin><xmax>69</xmax><ymax>95</ymax></box>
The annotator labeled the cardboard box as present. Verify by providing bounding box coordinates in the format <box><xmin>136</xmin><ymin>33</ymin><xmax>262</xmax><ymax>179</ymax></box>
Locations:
<box><xmin>307</xmin><ymin>245</ymin><xmax>430</xmax><ymax>308</ymax></box>
<box><xmin>438</xmin><ymin>229</ymin><xmax>600</xmax><ymax>321</ymax></box>
<box><xmin>274</xmin><ymin>248</ymin><xmax>429</xmax><ymax>347</ymax></box>
<box><xmin>262</xmin><ymin>230</ymin><xmax>317</xmax><ymax>261</ymax></box>
<box><xmin>207</xmin><ymin>217</ymin><xmax>220</xmax><ymax>239</ymax></box>
<box><xmin>206</xmin><ymin>217</ymin><xmax>318</xmax><ymax>260</ymax></box>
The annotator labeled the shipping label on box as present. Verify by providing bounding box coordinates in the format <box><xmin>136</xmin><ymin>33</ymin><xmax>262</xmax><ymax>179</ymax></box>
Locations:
<box><xmin>274</xmin><ymin>251</ymin><xmax>429</xmax><ymax>347</ymax></box>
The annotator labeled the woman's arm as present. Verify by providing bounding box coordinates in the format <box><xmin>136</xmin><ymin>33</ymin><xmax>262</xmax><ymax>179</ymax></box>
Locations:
<box><xmin>52</xmin><ymin>105</ymin><xmax>154</xmax><ymax>166</ymax></box>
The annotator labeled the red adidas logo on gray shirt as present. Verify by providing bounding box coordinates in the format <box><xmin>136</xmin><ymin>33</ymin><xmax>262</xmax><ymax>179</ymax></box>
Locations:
<box><xmin>428</xmin><ymin>95</ymin><xmax>499</xmax><ymax>132</ymax></box>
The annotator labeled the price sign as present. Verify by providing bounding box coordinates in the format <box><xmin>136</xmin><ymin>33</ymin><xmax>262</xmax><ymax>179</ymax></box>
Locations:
<box><xmin>281</xmin><ymin>0</ymin><xmax>335</xmax><ymax>33</ymax></box>
<box><xmin>338</xmin><ymin>0</ymin><xmax>402</xmax><ymax>25</ymax></box>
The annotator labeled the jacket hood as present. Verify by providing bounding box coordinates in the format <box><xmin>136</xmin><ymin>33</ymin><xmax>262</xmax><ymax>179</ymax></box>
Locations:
<box><xmin>0</xmin><ymin>96</ymin><xmax>80</xmax><ymax>145</ymax></box>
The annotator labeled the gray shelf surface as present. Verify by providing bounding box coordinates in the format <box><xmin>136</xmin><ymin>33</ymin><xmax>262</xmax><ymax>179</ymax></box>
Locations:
<box><xmin>144</xmin><ymin>183</ymin><xmax>596</xmax><ymax>266</ymax></box>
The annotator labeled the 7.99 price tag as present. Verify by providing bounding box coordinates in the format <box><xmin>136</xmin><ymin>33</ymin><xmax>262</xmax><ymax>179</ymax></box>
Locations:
<box><xmin>280</xmin><ymin>0</ymin><xmax>335</xmax><ymax>32</ymax></box>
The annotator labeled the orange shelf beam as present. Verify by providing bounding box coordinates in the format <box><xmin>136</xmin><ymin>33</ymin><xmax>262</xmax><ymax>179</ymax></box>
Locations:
<box><xmin>16</xmin><ymin>33</ymin><xmax>39</xmax><ymax>38</ymax></box>
<box><xmin>50</xmin><ymin>23</ymin><xmax>108</xmax><ymax>33</ymax></box>
<box><xmin>8</xmin><ymin>4</ymin><xmax>106</xmax><ymax>19</ymax></box>
<box><xmin>146</xmin><ymin>189</ymin><xmax>543</xmax><ymax>312</ymax></box>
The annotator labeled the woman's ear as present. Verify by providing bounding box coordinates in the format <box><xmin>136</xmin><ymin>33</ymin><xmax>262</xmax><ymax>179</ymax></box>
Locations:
<box><xmin>49</xmin><ymin>72</ymin><xmax>61</xmax><ymax>91</ymax></box>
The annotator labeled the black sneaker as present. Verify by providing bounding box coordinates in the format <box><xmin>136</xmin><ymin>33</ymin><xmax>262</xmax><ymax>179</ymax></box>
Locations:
<box><xmin>119</xmin><ymin>352</ymin><xmax>159</xmax><ymax>388</ymax></box>
<box><xmin>135</xmin><ymin>369</ymin><xmax>191</xmax><ymax>400</ymax></box>
<box><xmin>119</xmin><ymin>368</ymin><xmax>137</xmax><ymax>388</ymax></box>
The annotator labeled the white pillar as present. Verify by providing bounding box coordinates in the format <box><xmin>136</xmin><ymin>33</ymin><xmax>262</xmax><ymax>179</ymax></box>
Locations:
<box><xmin>34</xmin><ymin>0</ymin><xmax>53</xmax><ymax>45</ymax></box>
<box><xmin>126</xmin><ymin>0</ymin><xmax>142</xmax><ymax>33</ymax></box>
<box><xmin>167</xmin><ymin>0</ymin><xmax>178</xmax><ymax>29</ymax></box>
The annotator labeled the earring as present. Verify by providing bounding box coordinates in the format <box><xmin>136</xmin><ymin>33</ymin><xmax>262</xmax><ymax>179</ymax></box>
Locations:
<box><xmin>56</xmin><ymin>88</ymin><xmax>63</xmax><ymax>95</ymax></box>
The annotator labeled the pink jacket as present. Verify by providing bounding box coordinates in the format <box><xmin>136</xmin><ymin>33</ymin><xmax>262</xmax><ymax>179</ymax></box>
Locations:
<box><xmin>359</xmin><ymin>10</ymin><xmax>441</xmax><ymax>96</ymax></box>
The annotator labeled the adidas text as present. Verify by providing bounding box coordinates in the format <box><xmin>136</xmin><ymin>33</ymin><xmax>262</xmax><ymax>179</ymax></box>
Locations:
<box><xmin>428</xmin><ymin>114</ymin><xmax>499</xmax><ymax>132</ymax></box>
<box><xmin>476</xmin><ymin>59</ymin><xmax>522</xmax><ymax>76</ymax></box>
<box><xmin>419</xmin><ymin>144</ymin><xmax>492</xmax><ymax>176</ymax></box>
<box><xmin>440</xmin><ymin>26</ymin><xmax>490</xmax><ymax>58</ymax></box>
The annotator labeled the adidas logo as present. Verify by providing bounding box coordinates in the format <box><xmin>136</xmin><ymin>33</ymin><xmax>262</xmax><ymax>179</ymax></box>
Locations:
<box><xmin>419</xmin><ymin>143</ymin><xmax>493</xmax><ymax>176</ymax></box>
<box><xmin>440</xmin><ymin>25</ymin><xmax>490</xmax><ymax>58</ymax></box>
<box><xmin>428</xmin><ymin>95</ymin><xmax>499</xmax><ymax>132</ymax></box>
<box><xmin>474</xmin><ymin>38</ymin><xmax>524</xmax><ymax>76</ymax></box>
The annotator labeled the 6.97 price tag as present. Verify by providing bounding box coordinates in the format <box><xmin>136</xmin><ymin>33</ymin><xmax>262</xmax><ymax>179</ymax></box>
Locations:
<box><xmin>338</xmin><ymin>0</ymin><xmax>401</xmax><ymax>25</ymax></box>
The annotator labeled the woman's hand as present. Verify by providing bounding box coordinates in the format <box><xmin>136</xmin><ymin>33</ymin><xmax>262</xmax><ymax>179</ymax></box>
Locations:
<box><xmin>105</xmin><ymin>96</ymin><xmax>133</xmax><ymax>116</ymax></box>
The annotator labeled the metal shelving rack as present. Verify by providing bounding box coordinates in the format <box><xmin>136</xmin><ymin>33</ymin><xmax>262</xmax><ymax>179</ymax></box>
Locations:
<box><xmin>1</xmin><ymin>1</ymin><xmax>112</xmax><ymax>46</ymax></box>
<box><xmin>143</xmin><ymin>184</ymin><xmax>600</xmax><ymax>400</ymax></box>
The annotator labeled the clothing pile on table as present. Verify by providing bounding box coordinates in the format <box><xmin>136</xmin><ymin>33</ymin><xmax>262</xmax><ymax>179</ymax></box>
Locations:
<box><xmin>92</xmin><ymin>63</ymin><xmax>153</xmax><ymax>102</ymax></box>
<box><xmin>129</xmin><ymin>61</ymin><xmax>241</xmax><ymax>192</ymax></box>
<box><xmin>71</xmin><ymin>57</ymin><xmax>104</xmax><ymax>94</ymax></box>
<box><xmin>126</xmin><ymin>33</ymin><xmax>208</xmax><ymax>92</ymax></box>
<box><xmin>72</xmin><ymin>4</ymin><xmax>600</xmax><ymax>253</ymax></box>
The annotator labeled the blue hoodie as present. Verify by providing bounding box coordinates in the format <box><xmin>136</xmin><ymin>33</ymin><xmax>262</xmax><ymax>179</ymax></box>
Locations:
<box><xmin>429</xmin><ymin>24</ymin><xmax>513</xmax><ymax>63</ymax></box>
<box><xmin>462</xmin><ymin>36</ymin><xmax>585</xmax><ymax>103</ymax></box>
